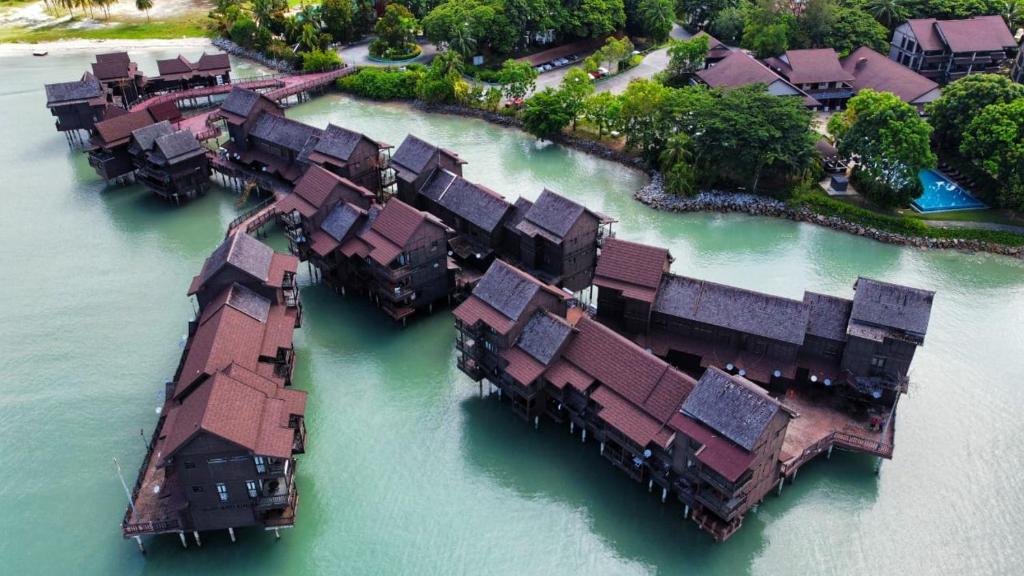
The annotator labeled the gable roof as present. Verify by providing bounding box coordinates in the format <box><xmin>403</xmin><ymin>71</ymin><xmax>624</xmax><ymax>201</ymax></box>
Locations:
<box><xmin>91</xmin><ymin>53</ymin><xmax>134</xmax><ymax>81</ymax></box>
<box><xmin>94</xmin><ymin>109</ymin><xmax>156</xmax><ymax>146</ymax></box>
<box><xmin>697</xmin><ymin>51</ymin><xmax>784</xmax><ymax>87</ymax></box>
<box><xmin>934</xmin><ymin>15</ymin><xmax>1016</xmax><ymax>53</ymax></box>
<box><xmin>359</xmin><ymin>199</ymin><xmax>442</xmax><ymax>265</ymax></box>
<box><xmin>189</xmin><ymin>232</ymin><xmax>273</xmax><ymax>295</ymax></box>
<box><xmin>391</xmin><ymin>134</ymin><xmax>464</xmax><ymax>176</ymax></box>
<box><xmin>692</xmin><ymin>30</ymin><xmax>731</xmax><ymax>56</ymax></box>
<box><xmin>905</xmin><ymin>19</ymin><xmax>944</xmax><ymax>52</ymax></box>
<box><xmin>681</xmin><ymin>367</ymin><xmax>782</xmax><ymax>451</ymax></box>
<box><xmin>850</xmin><ymin>277</ymin><xmax>934</xmax><ymax>337</ymax></box>
<box><xmin>155</xmin><ymin>130</ymin><xmax>203</xmax><ymax>163</ymax></box>
<box><xmin>157</xmin><ymin>55</ymin><xmax>193</xmax><ymax>76</ymax></box>
<box><xmin>653</xmin><ymin>274</ymin><xmax>810</xmax><ymax>345</ymax></box>
<box><xmin>594</xmin><ymin>238</ymin><xmax>670</xmax><ymax>303</ymax></box>
<box><xmin>221</xmin><ymin>87</ymin><xmax>277</xmax><ymax>119</ymax></box>
<box><xmin>45</xmin><ymin>74</ymin><xmax>104</xmax><ymax>106</ymax></box>
<box><xmin>474</xmin><ymin>259</ymin><xmax>544</xmax><ymax>321</ymax></box>
<box><xmin>312</xmin><ymin>124</ymin><xmax>378</xmax><ymax>163</ymax></box>
<box><xmin>162</xmin><ymin>370</ymin><xmax>303</xmax><ymax>459</ymax></box>
<box><xmin>776</xmin><ymin>49</ymin><xmax>853</xmax><ymax>84</ymax></box>
<box><xmin>517</xmin><ymin>189</ymin><xmax>597</xmax><ymax>241</ymax></box>
<box><xmin>131</xmin><ymin>120</ymin><xmax>175</xmax><ymax>151</ymax></box>
<box><xmin>420</xmin><ymin>170</ymin><xmax>511</xmax><ymax>233</ymax></box>
<box><xmin>516</xmin><ymin>311</ymin><xmax>573</xmax><ymax>365</ymax></box>
<box><xmin>841</xmin><ymin>47</ymin><xmax>940</xmax><ymax>104</ymax></box>
<box><xmin>321</xmin><ymin>202</ymin><xmax>366</xmax><ymax>242</ymax></box>
<box><xmin>251</xmin><ymin>113</ymin><xmax>322</xmax><ymax>153</ymax></box>
<box><xmin>293</xmin><ymin>165</ymin><xmax>345</xmax><ymax>210</ymax></box>
<box><xmin>803</xmin><ymin>291</ymin><xmax>853</xmax><ymax>342</ymax></box>
<box><xmin>195</xmin><ymin>52</ymin><xmax>231</xmax><ymax>72</ymax></box>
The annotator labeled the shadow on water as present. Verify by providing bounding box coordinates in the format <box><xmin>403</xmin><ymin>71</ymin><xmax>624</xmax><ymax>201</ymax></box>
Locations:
<box><xmin>459</xmin><ymin>395</ymin><xmax>881</xmax><ymax>574</ymax></box>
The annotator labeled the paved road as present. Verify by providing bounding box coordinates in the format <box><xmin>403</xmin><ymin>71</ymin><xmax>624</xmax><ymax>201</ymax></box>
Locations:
<box><xmin>535</xmin><ymin>24</ymin><xmax>691</xmax><ymax>94</ymax></box>
<box><xmin>336</xmin><ymin>39</ymin><xmax>437</xmax><ymax>67</ymax></box>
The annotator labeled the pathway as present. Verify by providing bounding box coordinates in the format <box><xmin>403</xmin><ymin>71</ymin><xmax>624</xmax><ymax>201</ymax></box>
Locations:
<box><xmin>336</xmin><ymin>39</ymin><xmax>437</xmax><ymax>67</ymax></box>
<box><xmin>922</xmin><ymin>219</ymin><xmax>1024</xmax><ymax>234</ymax></box>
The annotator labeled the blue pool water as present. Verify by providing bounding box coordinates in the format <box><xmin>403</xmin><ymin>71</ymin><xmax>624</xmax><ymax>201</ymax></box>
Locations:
<box><xmin>913</xmin><ymin>169</ymin><xmax>987</xmax><ymax>212</ymax></box>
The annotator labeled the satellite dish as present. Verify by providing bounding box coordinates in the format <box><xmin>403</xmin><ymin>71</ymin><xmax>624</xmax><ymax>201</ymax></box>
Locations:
<box><xmin>810</xmin><ymin>375</ymin><xmax>818</xmax><ymax>383</ymax></box>
<box><xmin>824</xmin><ymin>378</ymin><xmax>832</xmax><ymax>387</ymax></box>
<box><xmin>738</xmin><ymin>369</ymin><xmax>746</xmax><ymax>377</ymax></box>
<box><xmin>643</xmin><ymin>449</ymin><xmax>652</xmax><ymax>459</ymax></box>
<box><xmin>726</xmin><ymin>363</ymin><xmax>734</xmax><ymax>371</ymax></box>
<box><xmin>773</xmin><ymin>370</ymin><xmax>782</xmax><ymax>378</ymax></box>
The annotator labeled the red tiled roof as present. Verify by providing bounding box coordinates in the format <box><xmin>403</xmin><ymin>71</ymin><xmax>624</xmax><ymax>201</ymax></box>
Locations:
<box><xmin>669</xmin><ymin>413</ymin><xmax>754</xmax><ymax>483</ymax></box>
<box><xmin>276</xmin><ymin>193</ymin><xmax>318</xmax><ymax>219</ymax></box>
<box><xmin>94</xmin><ymin>109</ymin><xmax>155</xmax><ymax>146</ymax></box>
<box><xmin>594</xmin><ymin>238</ymin><xmax>669</xmax><ymax>303</ymax></box>
<box><xmin>452</xmin><ymin>294</ymin><xmax>516</xmax><ymax>334</ymax></box>
<box><xmin>841</xmin><ymin>47</ymin><xmax>940</xmax><ymax>104</ymax></box>
<box><xmin>907</xmin><ymin>18</ymin><xmax>944</xmax><ymax>52</ymax></box>
<box><xmin>148</xmin><ymin>100</ymin><xmax>182</xmax><ymax>123</ymax></box>
<box><xmin>779</xmin><ymin>49</ymin><xmax>853</xmax><ymax>85</ymax></box>
<box><xmin>543</xmin><ymin>358</ymin><xmax>594</xmax><ymax>392</ymax></box>
<box><xmin>501</xmin><ymin>346</ymin><xmax>546</xmax><ymax>385</ymax></box>
<box><xmin>697</xmin><ymin>51</ymin><xmax>783</xmax><ymax>87</ymax></box>
<box><xmin>340</xmin><ymin>237</ymin><xmax>371</xmax><ymax>258</ymax></box>
<box><xmin>592</xmin><ymin>386</ymin><xmax>671</xmax><ymax>448</ymax></box>
<box><xmin>292</xmin><ymin>165</ymin><xmax>344</xmax><ymax>212</ymax></box>
<box><xmin>309</xmin><ymin>229</ymin><xmax>340</xmax><ymax>257</ymax></box>
<box><xmin>370</xmin><ymin>198</ymin><xmax>426</xmax><ymax>248</ymax></box>
<box><xmin>267</xmin><ymin>253</ymin><xmax>298</xmax><ymax>289</ymax></box>
<box><xmin>934</xmin><ymin>16</ymin><xmax>1016</xmax><ymax>53</ymax></box>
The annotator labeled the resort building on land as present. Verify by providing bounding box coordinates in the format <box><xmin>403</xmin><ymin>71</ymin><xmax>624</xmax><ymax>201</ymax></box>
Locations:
<box><xmin>693</xmin><ymin>51</ymin><xmax>820</xmax><ymax>108</ymax></box>
<box><xmin>888</xmin><ymin>16</ymin><xmax>1018</xmax><ymax>83</ymax></box>
<box><xmin>1013</xmin><ymin>42</ymin><xmax>1024</xmax><ymax>84</ymax></box>
<box><xmin>763</xmin><ymin>49</ymin><xmax>855</xmax><ymax>111</ymax></box>
<box><xmin>453</xmin><ymin>261</ymin><xmax>805</xmax><ymax>541</ymax></box>
<box><xmin>123</xmin><ymin>233</ymin><xmax>305</xmax><ymax>546</ymax></box>
<box><xmin>44</xmin><ymin>72</ymin><xmax>108</xmax><ymax>136</ymax></box>
<box><xmin>692</xmin><ymin>31</ymin><xmax>733</xmax><ymax>67</ymax></box>
<box><xmin>840</xmin><ymin>47</ymin><xmax>941</xmax><ymax>109</ymax></box>
<box><xmin>151</xmin><ymin>52</ymin><xmax>232</xmax><ymax>93</ymax></box>
<box><xmin>128</xmin><ymin>121</ymin><xmax>211</xmax><ymax>202</ymax></box>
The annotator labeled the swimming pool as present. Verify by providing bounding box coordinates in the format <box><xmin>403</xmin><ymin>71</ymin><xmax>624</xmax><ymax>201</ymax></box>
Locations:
<box><xmin>912</xmin><ymin>169</ymin><xmax>987</xmax><ymax>212</ymax></box>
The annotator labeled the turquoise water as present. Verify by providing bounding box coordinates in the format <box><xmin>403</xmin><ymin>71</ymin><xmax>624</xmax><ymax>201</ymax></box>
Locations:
<box><xmin>913</xmin><ymin>169</ymin><xmax>987</xmax><ymax>212</ymax></box>
<box><xmin>2</xmin><ymin>47</ymin><xmax>1024</xmax><ymax>575</ymax></box>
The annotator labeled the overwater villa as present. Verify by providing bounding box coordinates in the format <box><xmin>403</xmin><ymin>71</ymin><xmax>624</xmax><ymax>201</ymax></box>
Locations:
<box><xmin>128</xmin><ymin>121</ymin><xmax>211</xmax><ymax>203</ymax></box>
<box><xmin>123</xmin><ymin>232</ymin><xmax>305</xmax><ymax>550</ymax></box>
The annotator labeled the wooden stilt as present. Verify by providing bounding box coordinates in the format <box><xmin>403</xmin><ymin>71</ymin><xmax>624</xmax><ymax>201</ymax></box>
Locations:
<box><xmin>570</xmin><ymin>421</ymin><xmax>574</xmax><ymax>435</ymax></box>
<box><xmin>274</xmin><ymin>528</ymin><xmax>281</xmax><ymax>540</ymax></box>
<box><xmin>777</xmin><ymin>478</ymin><xmax>784</xmax><ymax>496</ymax></box>
<box><xmin>228</xmin><ymin>527</ymin><xmax>236</xmax><ymax>543</ymax></box>
<box><xmin>648</xmin><ymin>479</ymin><xmax>654</xmax><ymax>493</ymax></box>
<box><xmin>533</xmin><ymin>416</ymin><xmax>539</xmax><ymax>430</ymax></box>
<box><xmin>684</xmin><ymin>505</ymin><xmax>690</xmax><ymax>519</ymax></box>
<box><xmin>135</xmin><ymin>536</ymin><xmax>145</xmax><ymax>553</ymax></box>
<box><xmin>581</xmin><ymin>428</ymin><xmax>586</xmax><ymax>443</ymax></box>
<box><xmin>827</xmin><ymin>444</ymin><xmax>833</xmax><ymax>459</ymax></box>
<box><xmin>179</xmin><ymin>531</ymin><xmax>188</xmax><ymax>548</ymax></box>
<box><xmin>193</xmin><ymin>531</ymin><xmax>201</xmax><ymax>547</ymax></box>
<box><xmin>600</xmin><ymin>441</ymin><xmax>605</xmax><ymax>455</ymax></box>
<box><xmin>662</xmin><ymin>487</ymin><xmax>668</xmax><ymax>503</ymax></box>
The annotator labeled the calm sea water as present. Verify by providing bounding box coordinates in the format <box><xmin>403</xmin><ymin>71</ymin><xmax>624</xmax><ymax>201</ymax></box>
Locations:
<box><xmin>1</xmin><ymin>48</ymin><xmax>1023</xmax><ymax>576</ymax></box>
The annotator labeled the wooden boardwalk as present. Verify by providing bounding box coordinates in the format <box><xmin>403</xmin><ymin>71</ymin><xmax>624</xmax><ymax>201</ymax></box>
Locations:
<box><xmin>129</xmin><ymin>76</ymin><xmax>285</xmax><ymax>112</ymax></box>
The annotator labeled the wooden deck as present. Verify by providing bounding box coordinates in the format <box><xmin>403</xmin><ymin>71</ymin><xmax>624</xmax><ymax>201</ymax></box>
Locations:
<box><xmin>129</xmin><ymin>76</ymin><xmax>285</xmax><ymax>112</ymax></box>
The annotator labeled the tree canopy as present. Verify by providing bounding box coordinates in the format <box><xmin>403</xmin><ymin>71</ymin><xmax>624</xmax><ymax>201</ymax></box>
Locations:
<box><xmin>927</xmin><ymin>74</ymin><xmax>1024</xmax><ymax>152</ymax></box>
<box><xmin>522</xmin><ymin>88</ymin><xmax>573</xmax><ymax>139</ymax></box>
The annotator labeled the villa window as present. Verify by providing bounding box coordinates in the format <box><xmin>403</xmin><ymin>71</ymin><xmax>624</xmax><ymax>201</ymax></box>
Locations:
<box><xmin>216</xmin><ymin>483</ymin><xmax>229</xmax><ymax>502</ymax></box>
<box><xmin>246</xmin><ymin>480</ymin><xmax>258</xmax><ymax>499</ymax></box>
<box><xmin>255</xmin><ymin>456</ymin><xmax>266</xmax><ymax>474</ymax></box>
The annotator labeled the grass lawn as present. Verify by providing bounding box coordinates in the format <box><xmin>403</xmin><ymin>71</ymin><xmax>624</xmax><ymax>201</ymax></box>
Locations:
<box><xmin>0</xmin><ymin>16</ymin><xmax>210</xmax><ymax>43</ymax></box>
<box><xmin>900</xmin><ymin>208</ymin><xmax>1024</xmax><ymax>227</ymax></box>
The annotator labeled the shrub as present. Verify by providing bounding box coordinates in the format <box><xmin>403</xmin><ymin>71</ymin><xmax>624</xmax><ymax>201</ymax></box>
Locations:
<box><xmin>302</xmin><ymin>49</ymin><xmax>343</xmax><ymax>72</ymax></box>
<box><xmin>337</xmin><ymin>67</ymin><xmax>421</xmax><ymax>100</ymax></box>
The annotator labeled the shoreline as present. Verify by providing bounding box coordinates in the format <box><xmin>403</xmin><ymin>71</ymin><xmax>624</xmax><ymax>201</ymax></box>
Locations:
<box><xmin>0</xmin><ymin>37</ymin><xmax>214</xmax><ymax>57</ymax></box>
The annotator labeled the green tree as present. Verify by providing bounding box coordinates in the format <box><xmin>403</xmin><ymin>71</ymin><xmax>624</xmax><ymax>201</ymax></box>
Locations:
<box><xmin>416</xmin><ymin>50</ymin><xmax>466</xmax><ymax>103</ymax></box>
<box><xmin>422</xmin><ymin>0</ymin><xmax>515</xmax><ymax>56</ymax></box>
<box><xmin>135</xmin><ymin>0</ymin><xmax>153</xmax><ymax>22</ymax></box>
<box><xmin>797</xmin><ymin>0</ymin><xmax>836</xmax><ymax>47</ymax></box>
<box><xmin>824</xmin><ymin>6</ymin><xmax>889</xmax><ymax>56</ymax></box>
<box><xmin>298</xmin><ymin>23</ymin><xmax>324</xmax><ymax>52</ymax></box>
<box><xmin>522</xmin><ymin>88</ymin><xmax>572</xmax><ymax>139</ymax></box>
<box><xmin>637</xmin><ymin>0</ymin><xmax>675</xmax><ymax>42</ymax></box>
<box><xmin>568</xmin><ymin>0</ymin><xmax>626</xmax><ymax>38</ymax></box>
<box><xmin>301</xmin><ymin>49</ymin><xmax>343</xmax><ymax>71</ymax></box>
<box><xmin>583</xmin><ymin>91</ymin><xmax>622</xmax><ymax>136</ymax></box>
<box><xmin>497</xmin><ymin>59</ymin><xmax>538</xmax><ymax>102</ymax></box>
<box><xmin>618</xmin><ymin>79</ymin><xmax>672</xmax><ymax>156</ymax></box>
<box><xmin>588</xmin><ymin>36</ymin><xmax>635</xmax><ymax>73</ymax></box>
<box><xmin>321</xmin><ymin>0</ymin><xmax>354</xmax><ymax>42</ymax></box>
<box><xmin>927</xmin><ymin>74</ymin><xmax>1024</xmax><ymax>151</ymax></box>
<box><xmin>743</xmin><ymin>0</ymin><xmax>792</xmax><ymax>58</ymax></box>
<box><xmin>829</xmin><ymin>89</ymin><xmax>936</xmax><ymax>207</ymax></box>
<box><xmin>1005</xmin><ymin>0</ymin><xmax>1024</xmax><ymax>31</ymax></box>
<box><xmin>676</xmin><ymin>0</ymin><xmax>740</xmax><ymax>29</ymax></box>
<box><xmin>663</xmin><ymin>35</ymin><xmax>709</xmax><ymax>86</ymax></box>
<box><xmin>559</xmin><ymin>67</ymin><xmax>594</xmax><ymax>130</ymax></box>
<box><xmin>372</xmin><ymin>3</ymin><xmax>419</xmax><ymax>57</ymax></box>
<box><xmin>708</xmin><ymin>5</ymin><xmax>746</xmax><ymax>44</ymax></box>
<box><xmin>960</xmin><ymin>98</ymin><xmax>1024</xmax><ymax>208</ymax></box>
<box><xmin>660</xmin><ymin>133</ymin><xmax>699</xmax><ymax>195</ymax></box>
<box><xmin>863</xmin><ymin>0</ymin><xmax>909</xmax><ymax>29</ymax></box>
<box><xmin>230</xmin><ymin>17</ymin><xmax>258</xmax><ymax>47</ymax></box>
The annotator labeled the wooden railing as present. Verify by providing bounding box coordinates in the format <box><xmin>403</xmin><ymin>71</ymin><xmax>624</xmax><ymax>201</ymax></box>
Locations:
<box><xmin>225</xmin><ymin>197</ymin><xmax>275</xmax><ymax>237</ymax></box>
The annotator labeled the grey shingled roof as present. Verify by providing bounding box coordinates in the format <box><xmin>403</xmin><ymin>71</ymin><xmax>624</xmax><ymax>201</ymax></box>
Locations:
<box><xmin>313</xmin><ymin>124</ymin><xmax>366</xmax><ymax>162</ymax></box>
<box><xmin>320</xmin><ymin>203</ymin><xmax>364</xmax><ymax>242</ymax></box>
<box><xmin>221</xmin><ymin>87</ymin><xmax>262</xmax><ymax>118</ymax></box>
<box><xmin>198</xmin><ymin>232</ymin><xmax>273</xmax><ymax>288</ymax></box>
<box><xmin>803</xmin><ymin>292</ymin><xmax>853</xmax><ymax>342</ymax></box>
<box><xmin>421</xmin><ymin>171</ymin><xmax>511</xmax><ymax>233</ymax></box>
<box><xmin>251</xmin><ymin>113</ymin><xmax>321</xmax><ymax>153</ymax></box>
<box><xmin>225</xmin><ymin>282</ymin><xmax>271</xmax><ymax>322</ymax></box>
<box><xmin>517</xmin><ymin>311</ymin><xmax>573</xmax><ymax>365</ymax></box>
<box><xmin>132</xmin><ymin>120</ymin><xmax>174</xmax><ymax>151</ymax></box>
<box><xmin>155</xmin><ymin>130</ymin><xmax>202</xmax><ymax>162</ymax></box>
<box><xmin>850</xmin><ymin>277</ymin><xmax>934</xmax><ymax>336</ymax></box>
<box><xmin>474</xmin><ymin>260</ymin><xmax>541</xmax><ymax>321</ymax></box>
<box><xmin>45</xmin><ymin>75</ymin><xmax>103</xmax><ymax>105</ymax></box>
<box><xmin>391</xmin><ymin>134</ymin><xmax>440</xmax><ymax>174</ymax></box>
<box><xmin>520</xmin><ymin>189</ymin><xmax>587</xmax><ymax>239</ymax></box>
<box><xmin>653</xmin><ymin>274</ymin><xmax>810</xmax><ymax>345</ymax></box>
<box><xmin>681</xmin><ymin>368</ymin><xmax>780</xmax><ymax>451</ymax></box>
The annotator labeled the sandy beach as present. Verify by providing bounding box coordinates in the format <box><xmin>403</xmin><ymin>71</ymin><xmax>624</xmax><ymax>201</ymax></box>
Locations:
<box><xmin>0</xmin><ymin>36</ymin><xmax>215</xmax><ymax>57</ymax></box>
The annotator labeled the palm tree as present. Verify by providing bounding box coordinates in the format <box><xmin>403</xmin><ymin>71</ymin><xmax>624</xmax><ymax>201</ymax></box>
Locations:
<box><xmin>299</xmin><ymin>23</ymin><xmax>320</xmax><ymax>52</ymax></box>
<box><xmin>136</xmin><ymin>0</ymin><xmax>153</xmax><ymax>22</ymax></box>
<box><xmin>1004</xmin><ymin>0</ymin><xmax>1024</xmax><ymax>32</ymax></box>
<box><xmin>864</xmin><ymin>0</ymin><xmax>908</xmax><ymax>29</ymax></box>
<box><xmin>433</xmin><ymin>49</ymin><xmax>464</xmax><ymax>79</ymax></box>
<box><xmin>659</xmin><ymin>133</ymin><xmax>693</xmax><ymax>171</ymax></box>
<box><xmin>448</xmin><ymin>21</ymin><xmax>477</xmax><ymax>57</ymax></box>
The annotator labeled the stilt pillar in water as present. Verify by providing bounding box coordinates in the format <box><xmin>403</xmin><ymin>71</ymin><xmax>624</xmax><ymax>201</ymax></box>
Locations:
<box><xmin>662</xmin><ymin>487</ymin><xmax>668</xmax><ymax>503</ymax></box>
<box><xmin>777</xmin><ymin>478</ymin><xmax>784</xmax><ymax>496</ymax></box>
<box><xmin>875</xmin><ymin>457</ymin><xmax>883</xmax><ymax>475</ymax></box>
<box><xmin>228</xmin><ymin>527</ymin><xmax>236</xmax><ymax>543</ymax></box>
<box><xmin>497</xmin><ymin>388</ymin><xmax>502</xmax><ymax>400</ymax></box>
<box><xmin>827</xmin><ymin>444</ymin><xmax>833</xmax><ymax>459</ymax></box>
<box><xmin>478</xmin><ymin>381</ymin><xmax>483</xmax><ymax>398</ymax></box>
<box><xmin>792</xmin><ymin>469</ymin><xmax>798</xmax><ymax>483</ymax></box>
<box><xmin>570</xmin><ymin>421</ymin><xmax>574</xmax><ymax>435</ymax></box>
<box><xmin>274</xmin><ymin>528</ymin><xmax>281</xmax><ymax>540</ymax></box>
<box><xmin>600</xmin><ymin>441</ymin><xmax>605</xmax><ymax>455</ymax></box>
<box><xmin>534</xmin><ymin>416</ymin><xmax>539</xmax><ymax>430</ymax></box>
<box><xmin>648</xmin><ymin>479</ymin><xmax>654</xmax><ymax>493</ymax></box>
<box><xmin>684</xmin><ymin>505</ymin><xmax>690</xmax><ymax>519</ymax></box>
<box><xmin>135</xmin><ymin>536</ymin><xmax>145</xmax><ymax>553</ymax></box>
<box><xmin>179</xmin><ymin>531</ymin><xmax>188</xmax><ymax>548</ymax></box>
<box><xmin>193</xmin><ymin>531</ymin><xmax>202</xmax><ymax>547</ymax></box>
<box><xmin>581</xmin><ymin>428</ymin><xmax>586</xmax><ymax>443</ymax></box>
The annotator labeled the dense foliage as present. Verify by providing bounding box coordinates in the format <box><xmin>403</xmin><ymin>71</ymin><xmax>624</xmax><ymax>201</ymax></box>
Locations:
<box><xmin>301</xmin><ymin>49</ymin><xmax>343</xmax><ymax>72</ymax></box>
<box><xmin>370</xmin><ymin>4</ymin><xmax>419</xmax><ymax>59</ymax></box>
<box><xmin>337</xmin><ymin>66</ymin><xmax>424</xmax><ymax>99</ymax></box>
<box><xmin>829</xmin><ymin>90</ymin><xmax>935</xmax><ymax>207</ymax></box>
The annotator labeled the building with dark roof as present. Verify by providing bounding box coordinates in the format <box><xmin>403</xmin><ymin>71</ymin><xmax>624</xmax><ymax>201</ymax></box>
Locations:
<box><xmin>304</xmin><ymin>124</ymin><xmax>391</xmax><ymax>195</ymax></box>
<box><xmin>90</xmin><ymin>52</ymin><xmax>143</xmax><ymax>106</ymax></box>
<box><xmin>391</xmin><ymin>134</ymin><xmax>466</xmax><ymax>203</ymax></box>
<box><xmin>692</xmin><ymin>31</ymin><xmax>732</xmax><ymax>66</ymax></box>
<box><xmin>278</xmin><ymin>165</ymin><xmax>376</xmax><ymax>259</ymax></box>
<box><xmin>128</xmin><ymin>121</ymin><xmax>211</xmax><ymax>202</ymax></box>
<box><xmin>123</xmin><ymin>235</ymin><xmax>305</xmax><ymax>544</ymax></box>
<box><xmin>889</xmin><ymin>16</ymin><xmax>1018</xmax><ymax>83</ymax></box>
<box><xmin>415</xmin><ymin>169</ymin><xmax>513</xmax><ymax>265</ymax></box>
<box><xmin>763</xmin><ymin>49</ymin><xmax>854</xmax><ymax>111</ymax></box>
<box><xmin>150</xmin><ymin>52</ymin><xmax>232</xmax><ymax>92</ymax></box>
<box><xmin>88</xmin><ymin>108</ymin><xmax>161</xmax><ymax>181</ymax></box>
<box><xmin>594</xmin><ymin>238</ymin><xmax>673</xmax><ymax>333</ymax></box>
<box><xmin>671</xmin><ymin>368</ymin><xmax>791</xmax><ymax>541</ymax></box>
<box><xmin>44</xmin><ymin>72</ymin><xmax>108</xmax><ymax>134</ymax></box>
<box><xmin>513</xmin><ymin>189</ymin><xmax>612</xmax><ymax>291</ymax></box>
<box><xmin>841</xmin><ymin>47</ymin><xmax>942</xmax><ymax>109</ymax></box>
